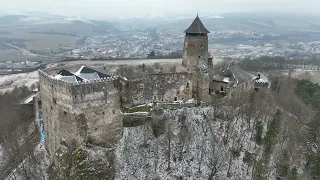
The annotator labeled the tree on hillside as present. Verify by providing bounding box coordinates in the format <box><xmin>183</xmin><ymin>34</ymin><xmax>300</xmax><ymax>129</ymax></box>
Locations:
<box><xmin>0</xmin><ymin>86</ymin><xmax>38</xmax><ymax>179</ymax></box>
<box><xmin>306</xmin><ymin>112</ymin><xmax>320</xmax><ymax>179</ymax></box>
<box><xmin>147</xmin><ymin>50</ymin><xmax>155</xmax><ymax>58</ymax></box>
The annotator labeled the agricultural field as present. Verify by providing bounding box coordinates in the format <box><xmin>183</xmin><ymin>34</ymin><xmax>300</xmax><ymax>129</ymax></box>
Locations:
<box><xmin>0</xmin><ymin>33</ymin><xmax>79</xmax><ymax>50</ymax></box>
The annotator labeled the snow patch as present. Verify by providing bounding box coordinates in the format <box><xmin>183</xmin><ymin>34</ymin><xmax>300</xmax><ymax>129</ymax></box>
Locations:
<box><xmin>206</xmin><ymin>15</ymin><xmax>224</xmax><ymax>19</ymax></box>
<box><xmin>0</xmin><ymin>71</ymin><xmax>38</xmax><ymax>93</ymax></box>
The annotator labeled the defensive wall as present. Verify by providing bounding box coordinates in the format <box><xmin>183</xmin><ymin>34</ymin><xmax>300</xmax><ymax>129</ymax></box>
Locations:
<box><xmin>38</xmin><ymin>69</ymin><xmax>123</xmax><ymax>160</ymax></box>
<box><xmin>121</xmin><ymin>72</ymin><xmax>193</xmax><ymax>108</ymax></box>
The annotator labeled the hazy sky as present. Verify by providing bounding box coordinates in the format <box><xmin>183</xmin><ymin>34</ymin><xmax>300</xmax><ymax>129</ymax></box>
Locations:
<box><xmin>1</xmin><ymin>0</ymin><xmax>320</xmax><ymax>19</ymax></box>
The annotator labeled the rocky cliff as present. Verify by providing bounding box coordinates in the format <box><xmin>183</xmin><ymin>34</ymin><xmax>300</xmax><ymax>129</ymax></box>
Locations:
<box><xmin>115</xmin><ymin>104</ymin><xmax>308</xmax><ymax>180</ymax></box>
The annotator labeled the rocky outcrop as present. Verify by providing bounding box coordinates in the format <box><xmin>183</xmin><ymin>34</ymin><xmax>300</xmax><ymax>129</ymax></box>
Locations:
<box><xmin>115</xmin><ymin>107</ymin><xmax>307</xmax><ymax>180</ymax></box>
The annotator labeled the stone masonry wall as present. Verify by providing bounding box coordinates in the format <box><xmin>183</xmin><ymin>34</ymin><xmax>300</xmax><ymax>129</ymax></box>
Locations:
<box><xmin>197</xmin><ymin>74</ymin><xmax>210</xmax><ymax>101</ymax></box>
<box><xmin>39</xmin><ymin>70</ymin><xmax>122</xmax><ymax>159</ymax></box>
<box><xmin>182</xmin><ymin>35</ymin><xmax>209</xmax><ymax>73</ymax></box>
<box><xmin>71</xmin><ymin>79</ymin><xmax>122</xmax><ymax>148</ymax></box>
<box><xmin>121</xmin><ymin>72</ymin><xmax>192</xmax><ymax>108</ymax></box>
<box><xmin>182</xmin><ymin>34</ymin><xmax>209</xmax><ymax>97</ymax></box>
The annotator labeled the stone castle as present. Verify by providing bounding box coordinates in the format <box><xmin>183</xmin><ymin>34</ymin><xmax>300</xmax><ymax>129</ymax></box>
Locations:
<box><xmin>36</xmin><ymin>15</ymin><xmax>230</xmax><ymax>162</ymax></box>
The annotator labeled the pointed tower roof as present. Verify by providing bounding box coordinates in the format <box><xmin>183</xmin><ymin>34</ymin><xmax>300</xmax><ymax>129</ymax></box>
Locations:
<box><xmin>184</xmin><ymin>15</ymin><xmax>210</xmax><ymax>34</ymax></box>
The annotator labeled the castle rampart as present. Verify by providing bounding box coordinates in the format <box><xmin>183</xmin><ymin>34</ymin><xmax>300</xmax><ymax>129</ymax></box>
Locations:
<box><xmin>39</xmin><ymin>67</ymin><xmax>123</xmax><ymax>160</ymax></box>
<box><xmin>121</xmin><ymin>72</ymin><xmax>192</xmax><ymax>108</ymax></box>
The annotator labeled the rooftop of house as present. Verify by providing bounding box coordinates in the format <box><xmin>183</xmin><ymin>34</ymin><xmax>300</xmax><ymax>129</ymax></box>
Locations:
<box><xmin>184</xmin><ymin>15</ymin><xmax>210</xmax><ymax>34</ymax></box>
<box><xmin>53</xmin><ymin>66</ymin><xmax>110</xmax><ymax>83</ymax></box>
<box><xmin>230</xmin><ymin>66</ymin><xmax>254</xmax><ymax>84</ymax></box>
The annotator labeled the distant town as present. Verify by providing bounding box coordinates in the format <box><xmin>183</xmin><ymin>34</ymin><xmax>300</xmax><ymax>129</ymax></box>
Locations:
<box><xmin>1</xmin><ymin>25</ymin><xmax>320</xmax><ymax>75</ymax></box>
<box><xmin>63</xmin><ymin>29</ymin><xmax>319</xmax><ymax>60</ymax></box>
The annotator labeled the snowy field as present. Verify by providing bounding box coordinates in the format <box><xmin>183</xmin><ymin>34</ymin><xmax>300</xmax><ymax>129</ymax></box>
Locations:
<box><xmin>48</xmin><ymin>59</ymin><xmax>183</xmax><ymax>68</ymax></box>
<box><xmin>0</xmin><ymin>71</ymin><xmax>39</xmax><ymax>93</ymax></box>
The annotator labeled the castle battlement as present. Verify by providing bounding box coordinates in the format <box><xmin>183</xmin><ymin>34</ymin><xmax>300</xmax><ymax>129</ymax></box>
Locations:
<box><xmin>39</xmin><ymin>68</ymin><xmax>120</xmax><ymax>86</ymax></box>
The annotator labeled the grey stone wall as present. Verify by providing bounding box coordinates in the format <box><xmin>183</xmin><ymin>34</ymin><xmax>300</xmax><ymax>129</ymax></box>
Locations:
<box><xmin>157</xmin><ymin>102</ymin><xmax>196</xmax><ymax>109</ymax></box>
<box><xmin>121</xmin><ymin>72</ymin><xmax>193</xmax><ymax>108</ymax></box>
<box><xmin>71</xmin><ymin>80</ymin><xmax>123</xmax><ymax>148</ymax></box>
<box><xmin>182</xmin><ymin>34</ymin><xmax>209</xmax><ymax>73</ymax></box>
<box><xmin>211</xmin><ymin>81</ymin><xmax>228</xmax><ymax>93</ymax></box>
<box><xmin>197</xmin><ymin>74</ymin><xmax>210</xmax><ymax>101</ymax></box>
<box><xmin>233</xmin><ymin>80</ymin><xmax>254</xmax><ymax>95</ymax></box>
<box><xmin>182</xmin><ymin>34</ymin><xmax>209</xmax><ymax>98</ymax></box>
<box><xmin>39</xmin><ymin>70</ymin><xmax>123</xmax><ymax>160</ymax></box>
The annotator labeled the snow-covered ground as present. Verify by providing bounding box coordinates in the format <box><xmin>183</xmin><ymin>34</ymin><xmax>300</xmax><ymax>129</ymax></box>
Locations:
<box><xmin>46</xmin><ymin>58</ymin><xmax>182</xmax><ymax>69</ymax></box>
<box><xmin>0</xmin><ymin>71</ymin><xmax>38</xmax><ymax>93</ymax></box>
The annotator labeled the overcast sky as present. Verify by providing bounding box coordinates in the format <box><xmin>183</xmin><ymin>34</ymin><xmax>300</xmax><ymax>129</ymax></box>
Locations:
<box><xmin>1</xmin><ymin>0</ymin><xmax>320</xmax><ymax>19</ymax></box>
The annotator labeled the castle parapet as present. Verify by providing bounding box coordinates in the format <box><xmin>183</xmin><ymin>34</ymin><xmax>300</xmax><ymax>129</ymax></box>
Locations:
<box><xmin>39</xmin><ymin>66</ymin><xmax>123</xmax><ymax>160</ymax></box>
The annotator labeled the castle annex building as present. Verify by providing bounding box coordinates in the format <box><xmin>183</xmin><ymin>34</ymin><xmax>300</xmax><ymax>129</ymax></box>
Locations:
<box><xmin>37</xmin><ymin>15</ymin><xmax>222</xmax><ymax>160</ymax></box>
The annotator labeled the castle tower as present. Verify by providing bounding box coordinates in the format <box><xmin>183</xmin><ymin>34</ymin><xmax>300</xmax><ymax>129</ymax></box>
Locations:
<box><xmin>38</xmin><ymin>66</ymin><xmax>123</xmax><ymax>163</ymax></box>
<box><xmin>182</xmin><ymin>14</ymin><xmax>210</xmax><ymax>73</ymax></box>
<box><xmin>182</xmin><ymin>15</ymin><xmax>210</xmax><ymax>98</ymax></box>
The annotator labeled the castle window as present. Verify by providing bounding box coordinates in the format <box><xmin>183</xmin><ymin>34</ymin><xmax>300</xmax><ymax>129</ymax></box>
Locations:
<box><xmin>198</xmin><ymin>56</ymin><xmax>201</xmax><ymax>58</ymax></box>
<box><xmin>112</xmin><ymin>110</ymin><xmax>115</xmax><ymax>114</ymax></box>
<box><xmin>187</xmin><ymin>83</ymin><xmax>190</xmax><ymax>89</ymax></box>
<box><xmin>64</xmin><ymin>111</ymin><xmax>67</xmax><ymax>115</ymax></box>
<box><xmin>103</xmin><ymin>112</ymin><xmax>105</xmax><ymax>115</ymax></box>
<box><xmin>51</xmin><ymin>106</ymin><xmax>53</xmax><ymax>110</ymax></box>
<box><xmin>174</xmin><ymin>97</ymin><xmax>178</xmax><ymax>101</ymax></box>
